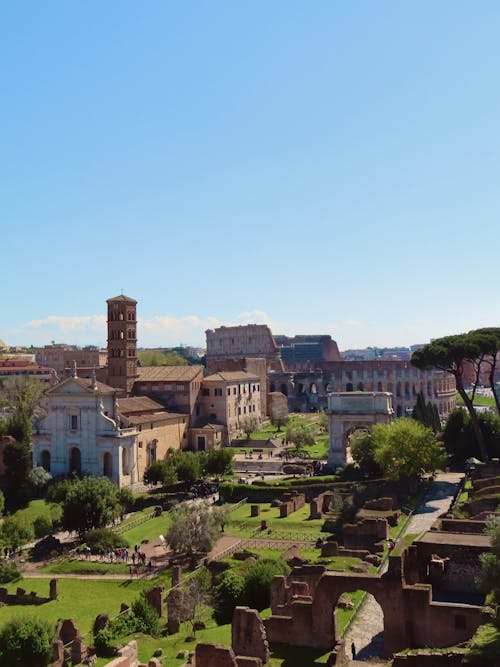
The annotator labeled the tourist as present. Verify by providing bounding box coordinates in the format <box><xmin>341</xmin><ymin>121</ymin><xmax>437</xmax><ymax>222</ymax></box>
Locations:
<box><xmin>351</xmin><ymin>642</ymin><xmax>356</xmax><ymax>660</ymax></box>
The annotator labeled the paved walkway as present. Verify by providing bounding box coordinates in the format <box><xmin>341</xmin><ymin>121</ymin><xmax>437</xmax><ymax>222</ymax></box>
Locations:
<box><xmin>343</xmin><ymin>472</ymin><xmax>464</xmax><ymax>664</ymax></box>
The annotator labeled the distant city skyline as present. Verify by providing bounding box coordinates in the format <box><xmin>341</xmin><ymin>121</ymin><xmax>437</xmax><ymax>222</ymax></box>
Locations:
<box><xmin>2</xmin><ymin>3</ymin><xmax>499</xmax><ymax>349</ymax></box>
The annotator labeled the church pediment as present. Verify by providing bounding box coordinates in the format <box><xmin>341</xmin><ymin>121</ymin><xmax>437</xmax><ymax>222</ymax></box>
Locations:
<box><xmin>48</xmin><ymin>377</ymin><xmax>94</xmax><ymax>396</ymax></box>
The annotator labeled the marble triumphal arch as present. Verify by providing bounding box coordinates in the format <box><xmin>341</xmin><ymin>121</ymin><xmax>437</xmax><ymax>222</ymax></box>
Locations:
<box><xmin>327</xmin><ymin>392</ymin><xmax>393</xmax><ymax>467</ymax></box>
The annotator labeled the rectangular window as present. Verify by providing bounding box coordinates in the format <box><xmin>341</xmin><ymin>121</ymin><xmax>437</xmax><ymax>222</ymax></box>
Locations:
<box><xmin>227</xmin><ymin>388</ymin><xmax>231</xmax><ymax>396</ymax></box>
<box><xmin>70</xmin><ymin>415</ymin><xmax>78</xmax><ymax>430</ymax></box>
<box><xmin>202</xmin><ymin>388</ymin><xmax>210</xmax><ymax>396</ymax></box>
<box><xmin>214</xmin><ymin>388</ymin><xmax>222</xmax><ymax>397</ymax></box>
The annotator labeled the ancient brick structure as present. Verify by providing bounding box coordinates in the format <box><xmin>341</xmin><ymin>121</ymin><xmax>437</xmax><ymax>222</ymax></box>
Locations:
<box><xmin>265</xmin><ymin>557</ymin><xmax>486</xmax><ymax>656</ymax></box>
<box><xmin>364</xmin><ymin>497</ymin><xmax>396</xmax><ymax>511</ymax></box>
<box><xmin>251</xmin><ymin>504</ymin><xmax>260</xmax><ymax>517</ymax></box>
<box><xmin>145</xmin><ymin>585</ymin><xmax>164</xmax><ymax>618</ymax></box>
<box><xmin>232</xmin><ymin>607</ymin><xmax>269</xmax><ymax>664</ymax></box>
<box><xmin>309</xmin><ymin>491</ymin><xmax>333</xmax><ymax>519</ymax></box>
<box><xmin>343</xmin><ymin>517</ymin><xmax>388</xmax><ymax>551</ymax></box>
<box><xmin>279</xmin><ymin>492</ymin><xmax>305</xmax><ymax>517</ymax></box>
<box><xmin>106</xmin><ymin>294</ymin><xmax>138</xmax><ymax>396</ymax></box>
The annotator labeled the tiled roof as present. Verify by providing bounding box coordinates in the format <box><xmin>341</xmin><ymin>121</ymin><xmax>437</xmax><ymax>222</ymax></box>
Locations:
<box><xmin>118</xmin><ymin>396</ymin><xmax>165</xmax><ymax>414</ymax></box>
<box><xmin>136</xmin><ymin>365</ymin><xmax>204</xmax><ymax>382</ymax></box>
<box><xmin>48</xmin><ymin>377</ymin><xmax>116</xmax><ymax>394</ymax></box>
<box><xmin>126</xmin><ymin>412</ymin><xmax>187</xmax><ymax>425</ymax></box>
<box><xmin>106</xmin><ymin>294</ymin><xmax>137</xmax><ymax>303</ymax></box>
<box><xmin>203</xmin><ymin>371</ymin><xmax>259</xmax><ymax>382</ymax></box>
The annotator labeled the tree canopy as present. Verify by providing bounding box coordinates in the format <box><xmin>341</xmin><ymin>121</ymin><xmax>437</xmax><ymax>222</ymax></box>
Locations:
<box><xmin>0</xmin><ymin>618</ymin><xmax>53</xmax><ymax>667</ymax></box>
<box><xmin>166</xmin><ymin>502</ymin><xmax>218</xmax><ymax>555</ymax></box>
<box><xmin>62</xmin><ymin>477</ymin><xmax>120</xmax><ymax>536</ymax></box>
<box><xmin>352</xmin><ymin>419</ymin><xmax>447</xmax><ymax>480</ymax></box>
<box><xmin>411</xmin><ymin>329</ymin><xmax>500</xmax><ymax>460</ymax></box>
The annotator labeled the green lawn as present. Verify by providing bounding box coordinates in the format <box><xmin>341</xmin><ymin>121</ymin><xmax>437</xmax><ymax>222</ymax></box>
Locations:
<box><xmin>118</xmin><ymin>513</ymin><xmax>172</xmax><ymax>547</ymax></box>
<box><xmin>227</xmin><ymin>502</ymin><xmax>325</xmax><ymax>540</ymax></box>
<box><xmin>0</xmin><ymin>578</ymin><xmax>149</xmax><ymax>636</ymax></box>
<box><xmin>456</xmin><ymin>393</ymin><xmax>496</xmax><ymax>408</ymax></box>
<box><xmin>11</xmin><ymin>498</ymin><xmax>62</xmax><ymax>526</ymax></box>
<box><xmin>41</xmin><ymin>559</ymin><xmax>132</xmax><ymax>575</ymax></box>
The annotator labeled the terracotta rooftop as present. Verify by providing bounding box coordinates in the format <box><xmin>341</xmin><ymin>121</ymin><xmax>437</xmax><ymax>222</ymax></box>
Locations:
<box><xmin>136</xmin><ymin>365</ymin><xmax>204</xmax><ymax>382</ymax></box>
<box><xmin>49</xmin><ymin>377</ymin><xmax>117</xmax><ymax>394</ymax></box>
<box><xmin>118</xmin><ymin>396</ymin><xmax>165</xmax><ymax>414</ymax></box>
<box><xmin>203</xmin><ymin>371</ymin><xmax>260</xmax><ymax>382</ymax></box>
<box><xmin>126</xmin><ymin>412</ymin><xmax>187</xmax><ymax>425</ymax></box>
<box><xmin>107</xmin><ymin>294</ymin><xmax>137</xmax><ymax>304</ymax></box>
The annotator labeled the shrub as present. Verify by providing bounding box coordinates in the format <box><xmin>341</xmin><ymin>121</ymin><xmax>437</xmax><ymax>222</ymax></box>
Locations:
<box><xmin>33</xmin><ymin>516</ymin><xmax>53</xmax><ymax>539</ymax></box>
<box><xmin>213</xmin><ymin>570</ymin><xmax>245</xmax><ymax>625</ymax></box>
<box><xmin>93</xmin><ymin>628</ymin><xmax>116</xmax><ymax>657</ymax></box>
<box><xmin>132</xmin><ymin>594</ymin><xmax>160</xmax><ymax>636</ymax></box>
<box><xmin>0</xmin><ymin>617</ymin><xmax>53</xmax><ymax>666</ymax></box>
<box><xmin>241</xmin><ymin>558</ymin><xmax>289</xmax><ymax>610</ymax></box>
<box><xmin>0</xmin><ymin>562</ymin><xmax>21</xmax><ymax>584</ymax></box>
<box><xmin>46</xmin><ymin>479</ymin><xmax>74</xmax><ymax>504</ymax></box>
<box><xmin>83</xmin><ymin>528</ymin><xmax>128</xmax><ymax>553</ymax></box>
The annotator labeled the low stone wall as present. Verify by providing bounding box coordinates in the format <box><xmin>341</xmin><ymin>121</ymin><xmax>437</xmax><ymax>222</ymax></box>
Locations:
<box><xmin>310</xmin><ymin>491</ymin><xmax>333</xmax><ymax>519</ymax></box>
<box><xmin>279</xmin><ymin>492</ymin><xmax>305</xmax><ymax>517</ymax></box>
<box><xmin>473</xmin><ymin>475</ymin><xmax>500</xmax><ymax>491</ymax></box>
<box><xmin>391</xmin><ymin>650</ymin><xmax>466</xmax><ymax>666</ymax></box>
<box><xmin>343</xmin><ymin>518</ymin><xmax>388</xmax><ymax>551</ymax></box>
<box><xmin>0</xmin><ymin>578</ymin><xmax>58</xmax><ymax>607</ymax></box>
<box><xmin>364</xmin><ymin>497</ymin><xmax>396</xmax><ymax>511</ymax></box>
<box><xmin>439</xmin><ymin>518</ymin><xmax>487</xmax><ymax>534</ymax></box>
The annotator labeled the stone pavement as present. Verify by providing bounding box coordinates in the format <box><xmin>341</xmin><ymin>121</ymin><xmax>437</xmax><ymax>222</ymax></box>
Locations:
<box><xmin>343</xmin><ymin>472</ymin><xmax>464</xmax><ymax>664</ymax></box>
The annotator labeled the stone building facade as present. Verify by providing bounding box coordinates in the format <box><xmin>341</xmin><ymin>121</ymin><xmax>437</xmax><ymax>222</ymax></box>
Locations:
<box><xmin>35</xmin><ymin>344</ymin><xmax>107</xmax><ymax>380</ymax></box>
<box><xmin>206</xmin><ymin>325</ymin><xmax>284</xmax><ymax>371</ymax></box>
<box><xmin>32</xmin><ymin>373</ymin><xmax>188</xmax><ymax>487</ymax></box>
<box><xmin>196</xmin><ymin>371</ymin><xmax>263</xmax><ymax>445</ymax></box>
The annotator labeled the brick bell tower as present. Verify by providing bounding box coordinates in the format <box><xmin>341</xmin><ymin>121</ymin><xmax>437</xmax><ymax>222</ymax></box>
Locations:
<box><xmin>106</xmin><ymin>294</ymin><xmax>138</xmax><ymax>396</ymax></box>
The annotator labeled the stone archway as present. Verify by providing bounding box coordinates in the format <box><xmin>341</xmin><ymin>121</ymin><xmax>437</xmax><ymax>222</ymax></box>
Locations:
<box><xmin>327</xmin><ymin>392</ymin><xmax>393</xmax><ymax>467</ymax></box>
<box><xmin>69</xmin><ymin>447</ymin><xmax>81</xmax><ymax>475</ymax></box>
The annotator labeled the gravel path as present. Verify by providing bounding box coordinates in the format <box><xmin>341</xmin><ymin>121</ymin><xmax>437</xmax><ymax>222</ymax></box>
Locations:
<box><xmin>343</xmin><ymin>472</ymin><xmax>464</xmax><ymax>664</ymax></box>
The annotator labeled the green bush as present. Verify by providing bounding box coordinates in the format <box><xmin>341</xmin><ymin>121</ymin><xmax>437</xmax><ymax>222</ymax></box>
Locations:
<box><xmin>0</xmin><ymin>562</ymin><xmax>21</xmax><ymax>584</ymax></box>
<box><xmin>213</xmin><ymin>570</ymin><xmax>245</xmax><ymax>624</ymax></box>
<box><xmin>94</xmin><ymin>628</ymin><xmax>116</xmax><ymax>657</ymax></box>
<box><xmin>33</xmin><ymin>516</ymin><xmax>53</xmax><ymax>539</ymax></box>
<box><xmin>132</xmin><ymin>594</ymin><xmax>160</xmax><ymax>636</ymax></box>
<box><xmin>83</xmin><ymin>528</ymin><xmax>128</xmax><ymax>553</ymax></box>
<box><xmin>0</xmin><ymin>617</ymin><xmax>53</xmax><ymax>666</ymax></box>
<box><xmin>242</xmin><ymin>558</ymin><xmax>289</xmax><ymax>610</ymax></box>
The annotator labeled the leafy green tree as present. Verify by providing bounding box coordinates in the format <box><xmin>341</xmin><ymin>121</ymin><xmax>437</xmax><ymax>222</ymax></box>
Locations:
<box><xmin>443</xmin><ymin>409</ymin><xmax>500</xmax><ymax>465</ymax></box>
<box><xmin>203</xmin><ymin>449</ymin><xmax>234</xmax><ymax>477</ymax></box>
<box><xmin>143</xmin><ymin>460</ymin><xmax>177</xmax><ymax>486</ymax></box>
<box><xmin>371</xmin><ymin>419</ymin><xmax>447</xmax><ymax>480</ymax></box>
<box><xmin>350</xmin><ymin>431</ymin><xmax>382</xmax><ymax>477</ymax></box>
<box><xmin>213</xmin><ymin>570</ymin><xmax>245</xmax><ymax>624</ymax></box>
<box><xmin>0</xmin><ymin>516</ymin><xmax>34</xmax><ymax>552</ymax></box>
<box><xmin>242</xmin><ymin>558</ymin><xmax>290</xmax><ymax>611</ymax></box>
<box><xmin>62</xmin><ymin>477</ymin><xmax>119</xmax><ymax>537</ymax></box>
<box><xmin>46</xmin><ymin>479</ymin><xmax>74</xmax><ymax>504</ymax></box>
<box><xmin>269</xmin><ymin>403</ymin><xmax>289</xmax><ymax>432</ymax></box>
<box><xmin>0</xmin><ymin>376</ymin><xmax>48</xmax><ymax>421</ymax></box>
<box><xmin>0</xmin><ymin>489</ymin><xmax>5</xmax><ymax>516</ymax></box>
<box><xmin>0</xmin><ymin>618</ymin><xmax>53</xmax><ymax>667</ymax></box>
<box><xmin>131</xmin><ymin>593</ymin><xmax>161</xmax><ymax>636</ymax></box>
<box><xmin>174</xmin><ymin>451</ymin><xmax>201</xmax><ymax>485</ymax></box>
<box><xmin>116</xmin><ymin>486</ymin><xmax>134</xmax><ymax>514</ymax></box>
<box><xmin>212</xmin><ymin>505</ymin><xmax>231</xmax><ymax>532</ymax></box>
<box><xmin>286</xmin><ymin>424</ymin><xmax>314</xmax><ymax>451</ymax></box>
<box><xmin>29</xmin><ymin>467</ymin><xmax>51</xmax><ymax>497</ymax></box>
<box><xmin>468</xmin><ymin>328</ymin><xmax>500</xmax><ymax>414</ymax></box>
<box><xmin>137</xmin><ymin>350</ymin><xmax>188</xmax><ymax>367</ymax></box>
<box><xmin>411</xmin><ymin>391</ymin><xmax>441</xmax><ymax>433</ymax></box>
<box><xmin>6</xmin><ymin>411</ymin><xmax>32</xmax><ymax>447</ymax></box>
<box><xmin>412</xmin><ymin>334</ymin><xmax>489</xmax><ymax>459</ymax></box>
<box><xmin>166</xmin><ymin>502</ymin><xmax>218</xmax><ymax>555</ymax></box>
<box><xmin>3</xmin><ymin>440</ymin><xmax>32</xmax><ymax>511</ymax></box>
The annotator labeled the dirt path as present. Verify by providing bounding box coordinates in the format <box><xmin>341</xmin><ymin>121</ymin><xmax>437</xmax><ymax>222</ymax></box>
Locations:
<box><xmin>343</xmin><ymin>472</ymin><xmax>464</xmax><ymax>664</ymax></box>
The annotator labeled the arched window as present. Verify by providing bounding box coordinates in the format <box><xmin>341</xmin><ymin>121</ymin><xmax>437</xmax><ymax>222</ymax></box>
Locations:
<box><xmin>70</xmin><ymin>447</ymin><xmax>81</xmax><ymax>475</ymax></box>
<box><xmin>346</xmin><ymin>383</ymin><xmax>353</xmax><ymax>392</ymax></box>
<box><xmin>41</xmin><ymin>450</ymin><xmax>51</xmax><ymax>473</ymax></box>
<box><xmin>103</xmin><ymin>452</ymin><xmax>113</xmax><ymax>478</ymax></box>
<box><xmin>122</xmin><ymin>448</ymin><xmax>130</xmax><ymax>475</ymax></box>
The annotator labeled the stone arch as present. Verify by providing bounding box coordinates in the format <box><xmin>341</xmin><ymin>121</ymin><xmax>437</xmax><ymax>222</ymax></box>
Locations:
<box><xmin>41</xmin><ymin>449</ymin><xmax>51</xmax><ymax>473</ymax></box>
<box><xmin>103</xmin><ymin>452</ymin><xmax>113</xmax><ymax>478</ymax></box>
<box><xmin>346</xmin><ymin>382</ymin><xmax>353</xmax><ymax>392</ymax></box>
<box><xmin>69</xmin><ymin>447</ymin><xmax>81</xmax><ymax>475</ymax></box>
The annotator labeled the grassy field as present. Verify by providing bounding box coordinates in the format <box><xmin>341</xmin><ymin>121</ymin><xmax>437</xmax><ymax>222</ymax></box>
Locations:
<box><xmin>115</xmin><ymin>511</ymin><xmax>172</xmax><ymax>547</ymax></box>
<box><xmin>227</xmin><ymin>502</ymin><xmax>326</xmax><ymax>539</ymax></box>
<box><xmin>456</xmin><ymin>393</ymin><xmax>496</xmax><ymax>408</ymax></box>
<box><xmin>11</xmin><ymin>498</ymin><xmax>62</xmax><ymax>526</ymax></box>
<box><xmin>41</xmin><ymin>559</ymin><xmax>132</xmax><ymax>575</ymax></box>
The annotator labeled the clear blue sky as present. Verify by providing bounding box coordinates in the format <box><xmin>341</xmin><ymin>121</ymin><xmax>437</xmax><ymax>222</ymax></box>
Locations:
<box><xmin>2</xmin><ymin>1</ymin><xmax>499</xmax><ymax>350</ymax></box>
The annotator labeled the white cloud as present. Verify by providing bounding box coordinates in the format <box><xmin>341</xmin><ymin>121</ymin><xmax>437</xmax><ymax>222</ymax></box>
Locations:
<box><xmin>10</xmin><ymin>310</ymin><xmax>279</xmax><ymax>348</ymax></box>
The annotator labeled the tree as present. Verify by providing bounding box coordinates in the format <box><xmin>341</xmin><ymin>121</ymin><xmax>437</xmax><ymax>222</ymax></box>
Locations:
<box><xmin>203</xmin><ymin>448</ymin><xmax>234</xmax><ymax>477</ymax></box>
<box><xmin>350</xmin><ymin>431</ymin><xmax>382</xmax><ymax>477</ymax></box>
<box><xmin>212</xmin><ymin>505</ymin><xmax>231</xmax><ymax>532</ymax></box>
<box><xmin>469</xmin><ymin>328</ymin><xmax>500</xmax><ymax>414</ymax></box>
<box><xmin>213</xmin><ymin>570</ymin><xmax>245</xmax><ymax>624</ymax></box>
<box><xmin>269</xmin><ymin>402</ymin><xmax>289</xmax><ymax>432</ymax></box>
<box><xmin>286</xmin><ymin>424</ymin><xmax>314</xmax><ymax>451</ymax></box>
<box><xmin>242</xmin><ymin>416</ymin><xmax>258</xmax><ymax>441</ymax></box>
<box><xmin>174</xmin><ymin>451</ymin><xmax>201</xmax><ymax>485</ymax></box>
<box><xmin>411</xmin><ymin>334</ymin><xmax>489</xmax><ymax>460</ymax></box>
<box><xmin>29</xmin><ymin>467</ymin><xmax>51</xmax><ymax>497</ymax></box>
<box><xmin>3</xmin><ymin>439</ymin><xmax>32</xmax><ymax>511</ymax></box>
<box><xmin>242</xmin><ymin>558</ymin><xmax>290</xmax><ymax>611</ymax></box>
<box><xmin>0</xmin><ymin>516</ymin><xmax>34</xmax><ymax>552</ymax></box>
<box><xmin>411</xmin><ymin>391</ymin><xmax>441</xmax><ymax>433</ymax></box>
<box><xmin>479</xmin><ymin>516</ymin><xmax>500</xmax><ymax>627</ymax></box>
<box><xmin>0</xmin><ymin>376</ymin><xmax>48</xmax><ymax>421</ymax></box>
<box><xmin>180</xmin><ymin>567</ymin><xmax>212</xmax><ymax>637</ymax></box>
<box><xmin>143</xmin><ymin>460</ymin><xmax>177</xmax><ymax>486</ymax></box>
<box><xmin>0</xmin><ymin>618</ymin><xmax>53</xmax><ymax>667</ymax></box>
<box><xmin>62</xmin><ymin>477</ymin><xmax>119</xmax><ymax>537</ymax></box>
<box><xmin>166</xmin><ymin>502</ymin><xmax>218</xmax><ymax>556</ymax></box>
<box><xmin>371</xmin><ymin>419</ymin><xmax>447</xmax><ymax>480</ymax></box>
<box><xmin>443</xmin><ymin>409</ymin><xmax>500</xmax><ymax>465</ymax></box>
<box><xmin>116</xmin><ymin>486</ymin><xmax>134</xmax><ymax>514</ymax></box>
